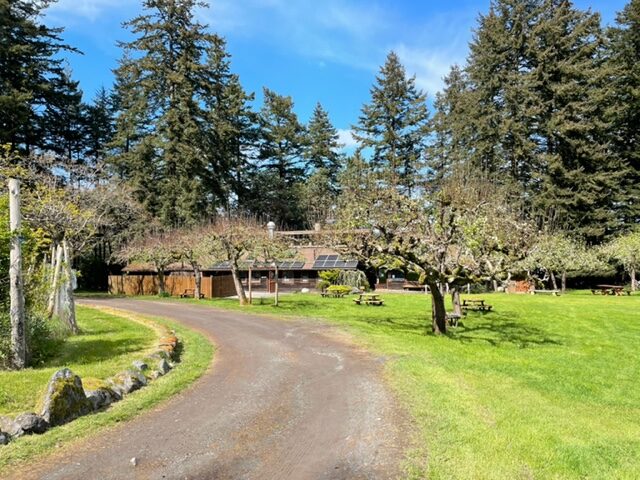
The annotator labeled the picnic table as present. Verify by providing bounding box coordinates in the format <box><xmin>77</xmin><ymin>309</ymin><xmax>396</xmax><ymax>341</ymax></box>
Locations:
<box><xmin>461</xmin><ymin>299</ymin><xmax>493</xmax><ymax>312</ymax></box>
<box><xmin>446</xmin><ymin>312</ymin><xmax>463</xmax><ymax>327</ymax></box>
<box><xmin>353</xmin><ymin>293</ymin><xmax>384</xmax><ymax>306</ymax></box>
<box><xmin>180</xmin><ymin>288</ymin><xmax>204</xmax><ymax>299</ymax></box>
<box><xmin>593</xmin><ymin>285</ymin><xmax>629</xmax><ymax>296</ymax></box>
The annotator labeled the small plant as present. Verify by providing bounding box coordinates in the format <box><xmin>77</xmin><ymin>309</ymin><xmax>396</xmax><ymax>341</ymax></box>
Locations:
<box><xmin>157</xmin><ymin>291</ymin><xmax>171</xmax><ymax>298</ymax></box>
<box><xmin>316</xmin><ymin>279</ymin><xmax>331</xmax><ymax>291</ymax></box>
<box><xmin>327</xmin><ymin>285</ymin><xmax>353</xmax><ymax>296</ymax></box>
<box><xmin>319</xmin><ymin>269</ymin><xmax>340</xmax><ymax>285</ymax></box>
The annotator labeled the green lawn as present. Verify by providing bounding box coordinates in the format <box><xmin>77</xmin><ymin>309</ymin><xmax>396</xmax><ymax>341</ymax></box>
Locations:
<box><xmin>0</xmin><ymin>306</ymin><xmax>156</xmax><ymax>415</ymax></box>
<box><xmin>163</xmin><ymin>291</ymin><xmax>640</xmax><ymax>479</ymax></box>
<box><xmin>0</xmin><ymin>306</ymin><xmax>213</xmax><ymax>473</ymax></box>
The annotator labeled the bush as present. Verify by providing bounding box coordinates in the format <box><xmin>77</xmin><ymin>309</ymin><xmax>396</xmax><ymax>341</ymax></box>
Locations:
<box><xmin>337</xmin><ymin>270</ymin><xmax>369</xmax><ymax>290</ymax></box>
<box><xmin>319</xmin><ymin>269</ymin><xmax>340</xmax><ymax>284</ymax></box>
<box><xmin>327</xmin><ymin>285</ymin><xmax>353</xmax><ymax>296</ymax></box>
<box><xmin>157</xmin><ymin>291</ymin><xmax>171</xmax><ymax>298</ymax></box>
<box><xmin>316</xmin><ymin>279</ymin><xmax>331</xmax><ymax>291</ymax></box>
<box><xmin>0</xmin><ymin>311</ymin><xmax>60</xmax><ymax>368</ymax></box>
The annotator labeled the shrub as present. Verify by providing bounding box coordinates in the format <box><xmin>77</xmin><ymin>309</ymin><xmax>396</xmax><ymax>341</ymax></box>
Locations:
<box><xmin>318</xmin><ymin>269</ymin><xmax>340</xmax><ymax>284</ymax></box>
<box><xmin>0</xmin><ymin>311</ymin><xmax>60</xmax><ymax>368</ymax></box>
<box><xmin>327</xmin><ymin>285</ymin><xmax>353</xmax><ymax>296</ymax></box>
<box><xmin>337</xmin><ymin>270</ymin><xmax>369</xmax><ymax>290</ymax></box>
<box><xmin>316</xmin><ymin>279</ymin><xmax>331</xmax><ymax>291</ymax></box>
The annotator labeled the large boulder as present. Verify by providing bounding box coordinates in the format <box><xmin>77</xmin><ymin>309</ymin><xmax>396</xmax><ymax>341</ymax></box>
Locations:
<box><xmin>40</xmin><ymin>369</ymin><xmax>92</xmax><ymax>427</ymax></box>
<box><xmin>0</xmin><ymin>416</ymin><xmax>21</xmax><ymax>437</ymax></box>
<box><xmin>108</xmin><ymin>370</ymin><xmax>147</xmax><ymax>397</ymax></box>
<box><xmin>14</xmin><ymin>413</ymin><xmax>48</xmax><ymax>435</ymax></box>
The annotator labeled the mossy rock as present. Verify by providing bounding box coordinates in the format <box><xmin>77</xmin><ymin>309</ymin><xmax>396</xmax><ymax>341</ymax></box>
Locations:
<box><xmin>39</xmin><ymin>369</ymin><xmax>92</xmax><ymax>427</ymax></box>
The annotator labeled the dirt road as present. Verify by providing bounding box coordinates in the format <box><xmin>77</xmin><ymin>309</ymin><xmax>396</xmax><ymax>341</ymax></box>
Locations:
<box><xmin>18</xmin><ymin>299</ymin><xmax>408</xmax><ymax>480</ymax></box>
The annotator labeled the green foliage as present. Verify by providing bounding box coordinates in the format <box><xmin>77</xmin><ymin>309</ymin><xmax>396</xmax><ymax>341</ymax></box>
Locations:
<box><xmin>304</xmin><ymin>102</ymin><xmax>343</xmax><ymax>187</ymax></box>
<box><xmin>337</xmin><ymin>270</ymin><xmax>369</xmax><ymax>289</ymax></box>
<box><xmin>352</xmin><ymin>52</ymin><xmax>429</xmax><ymax>196</ymax></box>
<box><xmin>0</xmin><ymin>311</ymin><xmax>59</xmax><ymax>369</ymax></box>
<box><xmin>326</xmin><ymin>285</ymin><xmax>352</xmax><ymax>295</ymax></box>
<box><xmin>318</xmin><ymin>269</ymin><xmax>340</xmax><ymax>284</ymax></box>
<box><xmin>316</xmin><ymin>280</ymin><xmax>331</xmax><ymax>291</ymax></box>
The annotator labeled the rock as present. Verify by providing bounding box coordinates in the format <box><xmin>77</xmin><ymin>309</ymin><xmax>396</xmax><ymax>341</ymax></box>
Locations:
<box><xmin>40</xmin><ymin>369</ymin><xmax>92</xmax><ymax>427</ymax></box>
<box><xmin>108</xmin><ymin>370</ymin><xmax>147</xmax><ymax>396</ymax></box>
<box><xmin>0</xmin><ymin>432</ymin><xmax>9</xmax><ymax>445</ymax></box>
<box><xmin>157</xmin><ymin>358</ymin><xmax>171</xmax><ymax>375</ymax></box>
<box><xmin>0</xmin><ymin>416</ymin><xmax>21</xmax><ymax>437</ymax></box>
<box><xmin>301</xmin><ymin>288</ymin><xmax>310</xmax><ymax>293</ymax></box>
<box><xmin>132</xmin><ymin>360</ymin><xmax>148</xmax><ymax>371</ymax></box>
<box><xmin>14</xmin><ymin>413</ymin><xmax>48</xmax><ymax>435</ymax></box>
<box><xmin>85</xmin><ymin>387</ymin><xmax>119</xmax><ymax>410</ymax></box>
<box><xmin>130</xmin><ymin>457</ymin><xmax>138</xmax><ymax>467</ymax></box>
<box><xmin>148</xmin><ymin>350</ymin><xmax>170</xmax><ymax>361</ymax></box>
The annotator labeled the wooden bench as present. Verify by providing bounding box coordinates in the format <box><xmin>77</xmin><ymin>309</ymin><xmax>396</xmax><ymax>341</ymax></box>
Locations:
<box><xmin>532</xmin><ymin>289</ymin><xmax>561</xmax><ymax>296</ymax></box>
<box><xmin>180</xmin><ymin>289</ymin><xmax>204</xmax><ymax>299</ymax></box>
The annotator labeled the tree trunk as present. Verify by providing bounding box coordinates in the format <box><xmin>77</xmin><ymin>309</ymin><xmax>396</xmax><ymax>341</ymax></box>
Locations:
<box><xmin>429</xmin><ymin>282</ymin><xmax>447</xmax><ymax>335</ymax></box>
<box><xmin>62</xmin><ymin>240</ymin><xmax>79</xmax><ymax>334</ymax></box>
<box><xmin>194</xmin><ymin>266</ymin><xmax>202</xmax><ymax>299</ymax></box>
<box><xmin>9</xmin><ymin>179</ymin><xmax>26</xmax><ymax>369</ymax></box>
<box><xmin>550</xmin><ymin>271</ymin><xmax>558</xmax><ymax>291</ymax></box>
<box><xmin>631</xmin><ymin>267</ymin><xmax>637</xmax><ymax>292</ymax></box>
<box><xmin>492</xmin><ymin>279</ymin><xmax>499</xmax><ymax>292</ymax></box>
<box><xmin>561</xmin><ymin>271</ymin><xmax>567</xmax><ymax>294</ymax></box>
<box><xmin>231</xmin><ymin>264</ymin><xmax>248</xmax><ymax>305</ymax></box>
<box><xmin>47</xmin><ymin>244</ymin><xmax>64</xmax><ymax>318</ymax></box>
<box><xmin>274</xmin><ymin>265</ymin><xmax>279</xmax><ymax>307</ymax></box>
<box><xmin>451</xmin><ymin>288</ymin><xmax>462</xmax><ymax>316</ymax></box>
<box><xmin>157</xmin><ymin>269</ymin><xmax>166</xmax><ymax>295</ymax></box>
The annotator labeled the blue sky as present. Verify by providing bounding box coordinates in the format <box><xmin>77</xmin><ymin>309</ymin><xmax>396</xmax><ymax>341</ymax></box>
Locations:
<box><xmin>44</xmin><ymin>0</ymin><xmax>627</xmax><ymax>147</ymax></box>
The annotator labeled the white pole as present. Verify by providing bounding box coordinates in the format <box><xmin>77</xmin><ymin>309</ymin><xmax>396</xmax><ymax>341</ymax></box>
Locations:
<box><xmin>9</xmin><ymin>179</ymin><xmax>26</xmax><ymax>369</ymax></box>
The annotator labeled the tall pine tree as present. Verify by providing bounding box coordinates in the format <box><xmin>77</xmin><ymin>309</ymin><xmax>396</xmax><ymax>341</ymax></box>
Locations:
<box><xmin>304</xmin><ymin>102</ymin><xmax>344</xmax><ymax>190</ymax></box>
<box><xmin>353</xmin><ymin>52</ymin><xmax>429</xmax><ymax>196</ymax></box>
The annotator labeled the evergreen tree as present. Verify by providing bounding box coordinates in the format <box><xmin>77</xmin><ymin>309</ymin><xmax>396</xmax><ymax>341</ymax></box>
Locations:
<box><xmin>0</xmin><ymin>0</ymin><xmax>79</xmax><ymax>156</ymax></box>
<box><xmin>42</xmin><ymin>69</ymin><xmax>85</xmax><ymax>167</ymax></box>
<box><xmin>202</xmin><ymin>36</ymin><xmax>257</xmax><ymax>211</ymax></box>
<box><xmin>252</xmin><ymin>88</ymin><xmax>307</xmax><ymax>227</ymax></box>
<box><xmin>352</xmin><ymin>52</ymin><xmax>429</xmax><ymax>196</ymax></box>
<box><xmin>528</xmin><ymin>0</ymin><xmax>623</xmax><ymax>241</ymax></box>
<box><xmin>304</xmin><ymin>103</ymin><xmax>344</xmax><ymax>189</ymax></box>
<box><xmin>83</xmin><ymin>87</ymin><xmax>115</xmax><ymax>168</ymax></box>
<box><xmin>606</xmin><ymin>0</ymin><xmax>640</xmax><ymax>224</ymax></box>
<box><xmin>112</xmin><ymin>0</ymin><xmax>220</xmax><ymax>226</ymax></box>
<box><xmin>428</xmin><ymin>65</ymin><xmax>473</xmax><ymax>190</ymax></box>
<box><xmin>464</xmin><ymin>0</ymin><xmax>540</xmax><ymax>183</ymax></box>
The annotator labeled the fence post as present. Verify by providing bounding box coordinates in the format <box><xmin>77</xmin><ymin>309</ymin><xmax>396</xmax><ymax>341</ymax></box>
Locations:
<box><xmin>9</xmin><ymin>178</ymin><xmax>26</xmax><ymax>369</ymax></box>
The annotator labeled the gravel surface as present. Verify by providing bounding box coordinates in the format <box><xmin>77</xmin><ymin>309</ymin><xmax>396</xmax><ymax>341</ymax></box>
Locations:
<box><xmin>14</xmin><ymin>298</ymin><xmax>408</xmax><ymax>480</ymax></box>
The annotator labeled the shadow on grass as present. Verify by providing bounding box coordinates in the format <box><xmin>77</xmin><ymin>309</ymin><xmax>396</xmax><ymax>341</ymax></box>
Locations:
<box><xmin>450</xmin><ymin>312</ymin><xmax>563</xmax><ymax>348</ymax></box>
<box><xmin>48</xmin><ymin>337</ymin><xmax>150</xmax><ymax>366</ymax></box>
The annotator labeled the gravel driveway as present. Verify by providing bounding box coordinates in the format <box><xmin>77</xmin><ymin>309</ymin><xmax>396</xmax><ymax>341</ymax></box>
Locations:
<box><xmin>16</xmin><ymin>298</ymin><xmax>408</xmax><ymax>480</ymax></box>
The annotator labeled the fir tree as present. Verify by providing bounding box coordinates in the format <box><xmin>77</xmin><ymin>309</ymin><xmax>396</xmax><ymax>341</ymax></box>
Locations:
<box><xmin>352</xmin><ymin>52</ymin><xmax>429</xmax><ymax>196</ymax></box>
<box><xmin>304</xmin><ymin>103</ymin><xmax>344</xmax><ymax>189</ymax></box>
<box><xmin>83</xmin><ymin>87</ymin><xmax>115</xmax><ymax>168</ymax></box>
<box><xmin>0</xmin><ymin>0</ymin><xmax>79</xmax><ymax>156</ymax></box>
<box><xmin>112</xmin><ymin>0</ymin><xmax>219</xmax><ymax>225</ymax></box>
<box><xmin>606</xmin><ymin>0</ymin><xmax>640</xmax><ymax>224</ymax></box>
<box><xmin>528</xmin><ymin>0</ymin><xmax>623</xmax><ymax>241</ymax></box>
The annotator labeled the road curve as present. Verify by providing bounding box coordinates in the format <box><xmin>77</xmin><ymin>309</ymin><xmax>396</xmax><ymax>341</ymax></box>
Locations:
<box><xmin>15</xmin><ymin>298</ymin><xmax>408</xmax><ymax>480</ymax></box>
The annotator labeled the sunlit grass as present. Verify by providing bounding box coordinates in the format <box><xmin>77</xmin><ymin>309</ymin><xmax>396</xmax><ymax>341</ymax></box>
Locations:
<box><xmin>164</xmin><ymin>290</ymin><xmax>640</xmax><ymax>479</ymax></box>
<box><xmin>0</xmin><ymin>307</ymin><xmax>213</xmax><ymax>473</ymax></box>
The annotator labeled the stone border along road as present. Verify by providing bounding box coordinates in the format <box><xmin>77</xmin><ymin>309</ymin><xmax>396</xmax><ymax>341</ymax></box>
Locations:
<box><xmin>12</xmin><ymin>298</ymin><xmax>409</xmax><ymax>480</ymax></box>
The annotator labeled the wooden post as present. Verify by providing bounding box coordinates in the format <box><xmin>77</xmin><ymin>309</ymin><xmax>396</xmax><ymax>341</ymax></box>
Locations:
<box><xmin>248</xmin><ymin>265</ymin><xmax>253</xmax><ymax>304</ymax></box>
<box><xmin>274</xmin><ymin>264</ymin><xmax>279</xmax><ymax>307</ymax></box>
<box><xmin>9</xmin><ymin>179</ymin><xmax>26</xmax><ymax>369</ymax></box>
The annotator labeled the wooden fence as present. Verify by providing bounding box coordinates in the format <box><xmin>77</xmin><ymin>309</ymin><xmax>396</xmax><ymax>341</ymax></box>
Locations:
<box><xmin>108</xmin><ymin>274</ymin><xmax>227</xmax><ymax>298</ymax></box>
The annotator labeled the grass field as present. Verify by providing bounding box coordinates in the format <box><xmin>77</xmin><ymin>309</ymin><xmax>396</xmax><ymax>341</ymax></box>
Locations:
<box><xmin>0</xmin><ymin>306</ymin><xmax>213</xmax><ymax>473</ymax></box>
<box><xmin>164</xmin><ymin>290</ymin><xmax>640</xmax><ymax>479</ymax></box>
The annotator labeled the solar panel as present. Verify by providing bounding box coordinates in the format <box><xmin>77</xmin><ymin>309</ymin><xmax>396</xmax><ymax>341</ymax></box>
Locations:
<box><xmin>311</xmin><ymin>256</ymin><xmax>357</xmax><ymax>270</ymax></box>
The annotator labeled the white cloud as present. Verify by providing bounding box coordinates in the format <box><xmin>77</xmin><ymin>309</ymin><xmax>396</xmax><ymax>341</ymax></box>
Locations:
<box><xmin>46</xmin><ymin>0</ymin><xmax>131</xmax><ymax>22</ymax></box>
<box><xmin>337</xmin><ymin>129</ymin><xmax>358</xmax><ymax>150</ymax></box>
<box><xmin>394</xmin><ymin>44</ymin><xmax>465</xmax><ymax>96</ymax></box>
